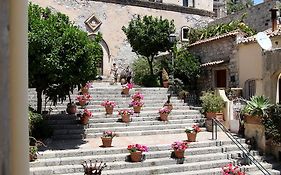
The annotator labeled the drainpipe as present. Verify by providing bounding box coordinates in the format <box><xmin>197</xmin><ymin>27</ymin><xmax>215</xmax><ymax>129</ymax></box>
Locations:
<box><xmin>270</xmin><ymin>7</ymin><xmax>278</xmax><ymax>32</ymax></box>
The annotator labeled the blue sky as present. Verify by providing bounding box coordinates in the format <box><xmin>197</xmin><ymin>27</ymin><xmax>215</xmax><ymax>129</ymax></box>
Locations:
<box><xmin>254</xmin><ymin>0</ymin><xmax>263</xmax><ymax>5</ymax></box>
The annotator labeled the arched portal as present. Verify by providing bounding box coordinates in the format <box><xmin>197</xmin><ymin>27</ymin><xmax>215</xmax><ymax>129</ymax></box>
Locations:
<box><xmin>88</xmin><ymin>33</ymin><xmax>111</xmax><ymax>76</ymax></box>
<box><xmin>277</xmin><ymin>73</ymin><xmax>281</xmax><ymax>104</ymax></box>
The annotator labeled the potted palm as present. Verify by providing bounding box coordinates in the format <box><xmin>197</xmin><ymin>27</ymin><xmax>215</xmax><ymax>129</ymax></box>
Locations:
<box><xmin>185</xmin><ymin>124</ymin><xmax>201</xmax><ymax>142</ymax></box>
<box><xmin>171</xmin><ymin>141</ymin><xmax>188</xmax><ymax>159</ymax></box>
<box><xmin>127</xmin><ymin>144</ymin><xmax>148</xmax><ymax>162</ymax></box>
<box><xmin>200</xmin><ymin>91</ymin><xmax>224</xmax><ymax>120</ymax></box>
<box><xmin>243</xmin><ymin>95</ymin><xmax>271</xmax><ymax>125</ymax></box>
<box><xmin>101</xmin><ymin>101</ymin><xmax>116</xmax><ymax>115</ymax></box>
<box><xmin>101</xmin><ymin>131</ymin><xmax>117</xmax><ymax>147</ymax></box>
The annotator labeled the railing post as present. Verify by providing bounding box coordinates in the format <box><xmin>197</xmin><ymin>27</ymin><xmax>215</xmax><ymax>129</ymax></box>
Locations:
<box><xmin>212</xmin><ymin>118</ymin><xmax>214</xmax><ymax>140</ymax></box>
<box><xmin>215</xmin><ymin>120</ymin><xmax>217</xmax><ymax>140</ymax></box>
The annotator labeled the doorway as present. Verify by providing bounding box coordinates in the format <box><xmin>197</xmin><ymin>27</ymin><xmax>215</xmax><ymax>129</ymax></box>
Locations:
<box><xmin>215</xmin><ymin>69</ymin><xmax>227</xmax><ymax>88</ymax></box>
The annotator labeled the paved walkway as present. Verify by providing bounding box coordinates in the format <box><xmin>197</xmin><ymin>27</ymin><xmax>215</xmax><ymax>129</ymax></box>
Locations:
<box><xmin>44</xmin><ymin>131</ymin><xmax>234</xmax><ymax>151</ymax></box>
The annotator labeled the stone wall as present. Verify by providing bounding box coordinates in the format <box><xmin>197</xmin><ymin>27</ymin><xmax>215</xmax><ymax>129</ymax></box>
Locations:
<box><xmin>263</xmin><ymin>48</ymin><xmax>281</xmax><ymax>103</ymax></box>
<box><xmin>188</xmin><ymin>35</ymin><xmax>239</xmax><ymax>90</ymax></box>
<box><xmin>30</xmin><ymin>0</ymin><xmax>213</xmax><ymax>76</ymax></box>
<box><xmin>209</xmin><ymin>1</ymin><xmax>280</xmax><ymax>32</ymax></box>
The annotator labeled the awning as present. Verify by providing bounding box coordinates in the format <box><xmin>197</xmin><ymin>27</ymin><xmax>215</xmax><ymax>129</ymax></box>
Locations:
<box><xmin>200</xmin><ymin>60</ymin><xmax>225</xmax><ymax>67</ymax></box>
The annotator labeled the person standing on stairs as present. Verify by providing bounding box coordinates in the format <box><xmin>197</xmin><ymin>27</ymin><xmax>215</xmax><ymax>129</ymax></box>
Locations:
<box><xmin>110</xmin><ymin>63</ymin><xmax>118</xmax><ymax>84</ymax></box>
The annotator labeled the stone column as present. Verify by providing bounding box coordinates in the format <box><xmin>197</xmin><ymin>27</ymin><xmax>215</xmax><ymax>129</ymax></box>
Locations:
<box><xmin>4</xmin><ymin>0</ymin><xmax>28</xmax><ymax>174</ymax></box>
<box><xmin>0</xmin><ymin>0</ymin><xmax>10</xmax><ymax>174</ymax></box>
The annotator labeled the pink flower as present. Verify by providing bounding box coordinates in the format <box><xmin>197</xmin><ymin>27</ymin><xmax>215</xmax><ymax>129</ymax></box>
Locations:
<box><xmin>127</xmin><ymin>144</ymin><xmax>148</xmax><ymax>153</ymax></box>
<box><xmin>129</xmin><ymin>101</ymin><xmax>144</xmax><ymax>107</ymax></box>
<box><xmin>159</xmin><ymin>107</ymin><xmax>171</xmax><ymax>114</ymax></box>
<box><xmin>101</xmin><ymin>101</ymin><xmax>116</xmax><ymax>107</ymax></box>
<box><xmin>83</xmin><ymin>109</ymin><xmax>92</xmax><ymax>117</ymax></box>
<box><xmin>222</xmin><ymin>163</ymin><xmax>245</xmax><ymax>175</ymax></box>
<box><xmin>76</xmin><ymin>93</ymin><xmax>92</xmax><ymax>103</ymax></box>
<box><xmin>118</xmin><ymin>109</ymin><xmax>134</xmax><ymax>116</ymax></box>
<box><xmin>171</xmin><ymin>141</ymin><xmax>188</xmax><ymax>151</ymax></box>
<box><xmin>132</xmin><ymin>92</ymin><xmax>144</xmax><ymax>100</ymax></box>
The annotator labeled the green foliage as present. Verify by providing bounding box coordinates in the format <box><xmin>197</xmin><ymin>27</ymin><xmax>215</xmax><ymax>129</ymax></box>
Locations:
<box><xmin>174</xmin><ymin>48</ymin><xmax>200</xmax><ymax>90</ymax></box>
<box><xmin>243</xmin><ymin>95</ymin><xmax>272</xmax><ymax>117</ymax></box>
<box><xmin>188</xmin><ymin>19</ymin><xmax>256</xmax><ymax>44</ymax></box>
<box><xmin>122</xmin><ymin>15</ymin><xmax>175</xmax><ymax>76</ymax></box>
<box><xmin>263</xmin><ymin>104</ymin><xmax>281</xmax><ymax>144</ymax></box>
<box><xmin>227</xmin><ymin>0</ymin><xmax>253</xmax><ymax>14</ymax></box>
<box><xmin>132</xmin><ymin>57</ymin><xmax>160</xmax><ymax>87</ymax></box>
<box><xmin>28</xmin><ymin>3</ymin><xmax>102</xmax><ymax>113</ymax></box>
<box><xmin>28</xmin><ymin>107</ymin><xmax>53</xmax><ymax>139</ymax></box>
<box><xmin>200</xmin><ymin>91</ymin><xmax>224</xmax><ymax>113</ymax></box>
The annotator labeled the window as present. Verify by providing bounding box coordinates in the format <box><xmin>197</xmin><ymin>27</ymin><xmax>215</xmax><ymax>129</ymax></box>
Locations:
<box><xmin>244</xmin><ymin>79</ymin><xmax>256</xmax><ymax>100</ymax></box>
<box><xmin>181</xmin><ymin>27</ymin><xmax>189</xmax><ymax>42</ymax></box>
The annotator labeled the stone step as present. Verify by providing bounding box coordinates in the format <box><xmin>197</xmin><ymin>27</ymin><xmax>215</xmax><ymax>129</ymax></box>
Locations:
<box><xmin>36</xmin><ymin>141</ymin><xmax>236</xmax><ymax>159</ymax></box>
<box><xmin>84</xmin><ymin>123</ymin><xmax>201</xmax><ymax>134</ymax></box>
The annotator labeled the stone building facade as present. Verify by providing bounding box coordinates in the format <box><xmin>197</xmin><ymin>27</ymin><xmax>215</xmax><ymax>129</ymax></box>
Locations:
<box><xmin>209</xmin><ymin>1</ymin><xmax>280</xmax><ymax>32</ymax></box>
<box><xmin>187</xmin><ymin>32</ymin><xmax>244</xmax><ymax>92</ymax></box>
<box><xmin>30</xmin><ymin>0</ymin><xmax>214</xmax><ymax>76</ymax></box>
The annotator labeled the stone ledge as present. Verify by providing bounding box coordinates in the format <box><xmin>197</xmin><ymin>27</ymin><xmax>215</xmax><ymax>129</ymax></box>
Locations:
<box><xmin>89</xmin><ymin>0</ymin><xmax>214</xmax><ymax>17</ymax></box>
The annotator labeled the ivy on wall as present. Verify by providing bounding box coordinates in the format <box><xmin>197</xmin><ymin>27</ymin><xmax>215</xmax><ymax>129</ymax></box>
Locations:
<box><xmin>188</xmin><ymin>18</ymin><xmax>256</xmax><ymax>44</ymax></box>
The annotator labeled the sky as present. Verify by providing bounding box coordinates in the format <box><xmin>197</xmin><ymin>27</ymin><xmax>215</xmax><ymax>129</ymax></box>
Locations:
<box><xmin>254</xmin><ymin>0</ymin><xmax>263</xmax><ymax>5</ymax></box>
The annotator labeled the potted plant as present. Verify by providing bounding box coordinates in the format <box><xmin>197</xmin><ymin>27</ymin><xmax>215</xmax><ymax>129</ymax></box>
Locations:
<box><xmin>29</xmin><ymin>137</ymin><xmax>45</xmax><ymax>162</ymax></box>
<box><xmin>66</xmin><ymin>102</ymin><xmax>77</xmax><ymax>115</ymax></box>
<box><xmin>127</xmin><ymin>144</ymin><xmax>148</xmax><ymax>162</ymax></box>
<box><xmin>129</xmin><ymin>101</ymin><xmax>144</xmax><ymax>113</ymax></box>
<box><xmin>101</xmin><ymin>130</ymin><xmax>117</xmax><ymax>147</ymax></box>
<box><xmin>80</xmin><ymin>82</ymin><xmax>92</xmax><ymax>95</ymax></box>
<box><xmin>185</xmin><ymin>124</ymin><xmax>201</xmax><ymax>142</ymax></box>
<box><xmin>118</xmin><ymin>109</ymin><xmax>134</xmax><ymax>123</ymax></box>
<box><xmin>121</xmin><ymin>82</ymin><xmax>133</xmax><ymax>95</ymax></box>
<box><xmin>162</xmin><ymin>68</ymin><xmax>169</xmax><ymax>88</ymax></box>
<box><xmin>171</xmin><ymin>141</ymin><xmax>188</xmax><ymax>159</ymax></box>
<box><xmin>76</xmin><ymin>93</ymin><xmax>92</xmax><ymax>108</ymax></box>
<box><xmin>243</xmin><ymin>95</ymin><xmax>271</xmax><ymax>125</ymax></box>
<box><xmin>101</xmin><ymin>101</ymin><xmax>116</xmax><ymax>115</ymax></box>
<box><xmin>200</xmin><ymin>91</ymin><xmax>224</xmax><ymax>120</ymax></box>
<box><xmin>221</xmin><ymin>163</ymin><xmax>245</xmax><ymax>175</ymax></box>
<box><xmin>132</xmin><ymin>92</ymin><xmax>144</xmax><ymax>102</ymax></box>
<box><xmin>80</xmin><ymin>109</ymin><xmax>92</xmax><ymax>125</ymax></box>
<box><xmin>158</xmin><ymin>107</ymin><xmax>171</xmax><ymax>121</ymax></box>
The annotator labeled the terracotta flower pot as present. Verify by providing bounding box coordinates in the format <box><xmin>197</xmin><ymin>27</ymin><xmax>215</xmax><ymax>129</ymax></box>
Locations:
<box><xmin>163</xmin><ymin>81</ymin><xmax>169</xmax><ymax>88</ymax></box>
<box><xmin>66</xmin><ymin>104</ymin><xmax>77</xmax><ymax>114</ymax></box>
<box><xmin>101</xmin><ymin>137</ymin><xmax>113</xmax><ymax>147</ymax></box>
<box><xmin>206</xmin><ymin>112</ymin><xmax>216</xmax><ymax>120</ymax></box>
<box><xmin>164</xmin><ymin>104</ymin><xmax>173</xmax><ymax>111</ymax></box>
<box><xmin>122</xmin><ymin>88</ymin><xmax>129</xmax><ymax>95</ymax></box>
<box><xmin>244</xmin><ymin>115</ymin><xmax>262</xmax><ymax>125</ymax></box>
<box><xmin>186</xmin><ymin>132</ymin><xmax>197</xmax><ymax>142</ymax></box>
<box><xmin>174</xmin><ymin>150</ymin><xmax>185</xmax><ymax>159</ymax></box>
<box><xmin>80</xmin><ymin>115</ymin><xmax>89</xmax><ymax>125</ymax></box>
<box><xmin>105</xmin><ymin>106</ymin><xmax>114</xmax><ymax>115</ymax></box>
<box><xmin>29</xmin><ymin>153</ymin><xmax>37</xmax><ymax>162</ymax></box>
<box><xmin>133</xmin><ymin>106</ymin><xmax>142</xmax><ymax>113</ymax></box>
<box><xmin>122</xmin><ymin>114</ymin><xmax>131</xmax><ymax>123</ymax></box>
<box><xmin>160</xmin><ymin>113</ymin><xmax>168</xmax><ymax>121</ymax></box>
<box><xmin>130</xmin><ymin>151</ymin><xmax>142</xmax><ymax>162</ymax></box>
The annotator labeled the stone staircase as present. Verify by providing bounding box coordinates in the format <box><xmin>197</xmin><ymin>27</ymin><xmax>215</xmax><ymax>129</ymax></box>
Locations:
<box><xmin>29</xmin><ymin>82</ymin><xmax>281</xmax><ymax>175</ymax></box>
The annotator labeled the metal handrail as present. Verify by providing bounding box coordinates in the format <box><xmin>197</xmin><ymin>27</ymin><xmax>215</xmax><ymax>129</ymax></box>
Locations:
<box><xmin>212</xmin><ymin>118</ymin><xmax>271</xmax><ymax>175</ymax></box>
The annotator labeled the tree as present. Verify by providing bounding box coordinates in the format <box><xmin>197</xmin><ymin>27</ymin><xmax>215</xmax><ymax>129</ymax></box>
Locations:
<box><xmin>122</xmin><ymin>15</ymin><xmax>175</xmax><ymax>76</ymax></box>
<box><xmin>174</xmin><ymin>48</ymin><xmax>200</xmax><ymax>91</ymax></box>
<box><xmin>227</xmin><ymin>0</ymin><xmax>254</xmax><ymax>14</ymax></box>
<box><xmin>28</xmin><ymin>3</ymin><xmax>102</xmax><ymax>113</ymax></box>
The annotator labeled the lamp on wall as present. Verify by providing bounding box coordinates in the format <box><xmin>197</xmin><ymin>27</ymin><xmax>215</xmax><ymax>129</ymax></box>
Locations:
<box><xmin>168</xmin><ymin>33</ymin><xmax>177</xmax><ymax>83</ymax></box>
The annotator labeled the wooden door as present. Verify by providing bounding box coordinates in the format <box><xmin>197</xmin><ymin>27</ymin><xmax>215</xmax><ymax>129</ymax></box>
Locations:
<box><xmin>216</xmin><ymin>69</ymin><xmax>226</xmax><ymax>88</ymax></box>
